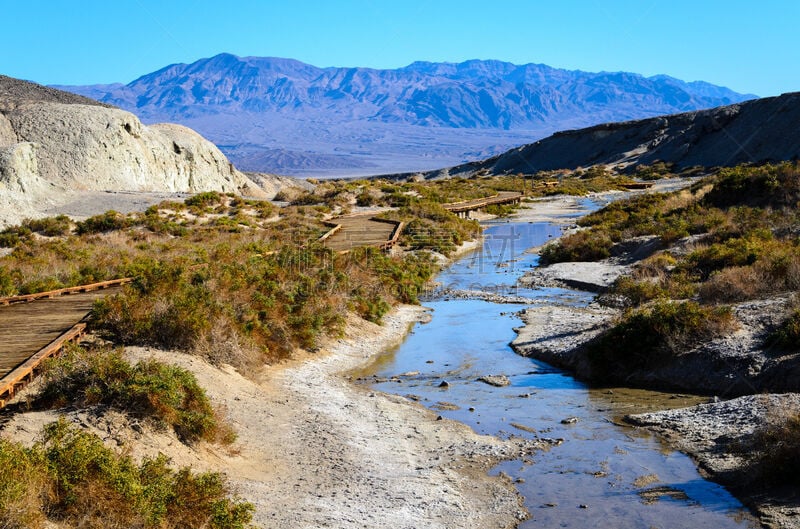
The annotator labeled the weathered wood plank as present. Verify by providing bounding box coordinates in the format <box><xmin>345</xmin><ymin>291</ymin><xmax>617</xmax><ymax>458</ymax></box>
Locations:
<box><xmin>0</xmin><ymin>277</ymin><xmax>132</xmax><ymax>306</ymax></box>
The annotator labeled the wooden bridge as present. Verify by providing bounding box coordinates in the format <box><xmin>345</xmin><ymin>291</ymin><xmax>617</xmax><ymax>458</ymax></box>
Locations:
<box><xmin>442</xmin><ymin>191</ymin><xmax>523</xmax><ymax>218</ymax></box>
<box><xmin>321</xmin><ymin>214</ymin><xmax>404</xmax><ymax>253</ymax></box>
<box><xmin>0</xmin><ymin>279</ymin><xmax>130</xmax><ymax>407</ymax></box>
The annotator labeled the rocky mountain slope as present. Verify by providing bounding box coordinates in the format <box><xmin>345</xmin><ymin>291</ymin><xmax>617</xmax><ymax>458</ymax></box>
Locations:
<box><xmin>418</xmin><ymin>91</ymin><xmax>800</xmax><ymax>178</ymax></box>
<box><xmin>0</xmin><ymin>75</ymin><xmax>297</xmax><ymax>227</ymax></box>
<box><xmin>58</xmin><ymin>54</ymin><xmax>754</xmax><ymax>176</ymax></box>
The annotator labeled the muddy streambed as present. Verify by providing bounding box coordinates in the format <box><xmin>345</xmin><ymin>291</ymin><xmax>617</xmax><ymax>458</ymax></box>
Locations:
<box><xmin>355</xmin><ymin>220</ymin><xmax>759</xmax><ymax>528</ymax></box>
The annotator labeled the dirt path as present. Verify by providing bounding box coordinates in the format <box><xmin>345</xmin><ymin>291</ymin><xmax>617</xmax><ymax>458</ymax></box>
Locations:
<box><xmin>2</xmin><ymin>305</ymin><xmax>543</xmax><ymax>528</ymax></box>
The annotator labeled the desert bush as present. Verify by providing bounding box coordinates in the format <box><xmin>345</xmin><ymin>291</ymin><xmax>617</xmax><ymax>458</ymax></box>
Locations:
<box><xmin>21</xmin><ymin>215</ymin><xmax>72</xmax><ymax>237</ymax></box>
<box><xmin>0</xmin><ymin>266</ymin><xmax>20</xmax><ymax>297</ymax></box>
<box><xmin>37</xmin><ymin>345</ymin><xmax>231</xmax><ymax>444</ymax></box>
<box><xmin>0</xmin><ymin>419</ymin><xmax>252</xmax><ymax>529</ymax></box>
<box><xmin>289</xmin><ymin>191</ymin><xmax>323</xmax><ymax>206</ymax></box>
<box><xmin>184</xmin><ymin>191</ymin><xmax>223</xmax><ymax>209</ymax></box>
<box><xmin>767</xmin><ymin>308</ymin><xmax>800</xmax><ymax>352</ymax></box>
<box><xmin>539</xmin><ymin>230</ymin><xmax>614</xmax><ymax>264</ymax></box>
<box><xmin>18</xmin><ymin>276</ymin><xmax>64</xmax><ymax>295</ymax></box>
<box><xmin>587</xmin><ymin>300</ymin><xmax>735</xmax><ymax>377</ymax></box>
<box><xmin>380</xmin><ymin>201</ymin><xmax>480</xmax><ymax>255</ymax></box>
<box><xmin>355</xmin><ymin>190</ymin><xmax>378</xmax><ymax>207</ymax></box>
<box><xmin>738</xmin><ymin>412</ymin><xmax>800</xmax><ymax>487</ymax></box>
<box><xmin>0</xmin><ymin>224</ymin><xmax>34</xmax><ymax>247</ymax></box>
<box><xmin>76</xmin><ymin>210</ymin><xmax>131</xmax><ymax>234</ymax></box>
<box><xmin>680</xmin><ymin>231</ymin><xmax>773</xmax><ymax>280</ymax></box>
<box><xmin>704</xmin><ymin>162</ymin><xmax>800</xmax><ymax>209</ymax></box>
<box><xmin>0</xmin><ymin>438</ymin><xmax>50</xmax><ymax>529</ymax></box>
<box><xmin>93</xmin><ymin>269</ymin><xmax>218</xmax><ymax>352</ymax></box>
<box><xmin>635</xmin><ymin>161</ymin><xmax>675</xmax><ymax>180</ymax></box>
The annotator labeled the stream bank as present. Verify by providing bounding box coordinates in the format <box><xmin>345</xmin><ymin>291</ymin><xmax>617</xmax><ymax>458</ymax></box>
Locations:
<box><xmin>358</xmin><ymin>199</ymin><xmax>760</xmax><ymax>528</ymax></box>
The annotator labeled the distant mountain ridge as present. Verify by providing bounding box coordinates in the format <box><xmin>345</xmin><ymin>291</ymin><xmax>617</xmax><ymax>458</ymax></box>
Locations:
<box><xmin>414</xmin><ymin>92</ymin><xmax>800</xmax><ymax>179</ymax></box>
<box><xmin>59</xmin><ymin>53</ymin><xmax>756</xmax><ymax>176</ymax></box>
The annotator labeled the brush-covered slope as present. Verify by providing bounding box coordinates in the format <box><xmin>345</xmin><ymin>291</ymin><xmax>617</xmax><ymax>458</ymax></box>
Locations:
<box><xmin>422</xmin><ymin>92</ymin><xmax>800</xmax><ymax>178</ymax></box>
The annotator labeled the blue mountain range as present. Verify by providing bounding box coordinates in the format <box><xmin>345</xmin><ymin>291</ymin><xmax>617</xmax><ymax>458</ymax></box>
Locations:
<box><xmin>59</xmin><ymin>53</ymin><xmax>756</xmax><ymax>176</ymax></box>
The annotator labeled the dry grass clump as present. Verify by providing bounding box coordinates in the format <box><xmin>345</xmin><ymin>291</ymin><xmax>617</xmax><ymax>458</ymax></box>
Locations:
<box><xmin>586</xmin><ymin>300</ymin><xmax>736</xmax><ymax>378</ymax></box>
<box><xmin>735</xmin><ymin>410</ymin><xmax>800</xmax><ymax>488</ymax></box>
<box><xmin>767</xmin><ymin>306</ymin><xmax>800</xmax><ymax>352</ymax></box>
<box><xmin>0</xmin><ymin>420</ymin><xmax>253</xmax><ymax>529</ymax></box>
<box><xmin>36</xmin><ymin>344</ymin><xmax>235</xmax><ymax>444</ymax></box>
<box><xmin>539</xmin><ymin>229</ymin><xmax>614</xmax><ymax>264</ymax></box>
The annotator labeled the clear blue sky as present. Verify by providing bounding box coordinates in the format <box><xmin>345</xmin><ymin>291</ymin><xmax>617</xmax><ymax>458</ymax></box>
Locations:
<box><xmin>3</xmin><ymin>0</ymin><xmax>797</xmax><ymax>97</ymax></box>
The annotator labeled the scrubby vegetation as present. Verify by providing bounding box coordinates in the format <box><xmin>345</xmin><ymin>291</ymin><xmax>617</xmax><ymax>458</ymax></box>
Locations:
<box><xmin>586</xmin><ymin>301</ymin><xmax>735</xmax><ymax>377</ymax></box>
<box><xmin>0</xmin><ymin>420</ymin><xmax>253</xmax><ymax>529</ymax></box>
<box><xmin>735</xmin><ymin>412</ymin><xmax>800</xmax><ymax>488</ymax></box>
<box><xmin>36</xmin><ymin>345</ymin><xmax>233</xmax><ymax>444</ymax></box>
<box><xmin>768</xmin><ymin>306</ymin><xmax>800</xmax><ymax>352</ymax></box>
<box><xmin>536</xmin><ymin>162</ymin><xmax>800</xmax><ymax>383</ymax></box>
<box><xmin>0</xmin><ymin>171</ymin><xmax>638</xmax><ymax>364</ymax></box>
<box><xmin>544</xmin><ymin>162</ymin><xmax>800</xmax><ymax>310</ymax></box>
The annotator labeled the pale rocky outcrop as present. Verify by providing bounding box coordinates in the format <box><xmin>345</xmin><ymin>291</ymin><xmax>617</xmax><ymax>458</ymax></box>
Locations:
<box><xmin>0</xmin><ymin>76</ymin><xmax>311</xmax><ymax>226</ymax></box>
<box><xmin>0</xmin><ymin>142</ymin><xmax>44</xmax><ymax>194</ymax></box>
<box><xmin>5</xmin><ymin>102</ymin><xmax>256</xmax><ymax>195</ymax></box>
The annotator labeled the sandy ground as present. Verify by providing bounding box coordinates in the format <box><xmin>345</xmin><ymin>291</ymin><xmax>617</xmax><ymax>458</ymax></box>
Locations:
<box><xmin>2</xmin><ymin>305</ymin><xmax>545</xmax><ymax>529</ymax></box>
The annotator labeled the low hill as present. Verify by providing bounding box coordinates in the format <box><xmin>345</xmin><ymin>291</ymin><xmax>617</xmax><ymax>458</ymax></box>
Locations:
<box><xmin>0</xmin><ymin>76</ymin><xmax>299</xmax><ymax>226</ymax></box>
<box><xmin>417</xmin><ymin>92</ymin><xmax>800</xmax><ymax>178</ymax></box>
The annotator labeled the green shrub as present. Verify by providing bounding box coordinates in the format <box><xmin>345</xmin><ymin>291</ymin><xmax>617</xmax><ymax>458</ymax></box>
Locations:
<box><xmin>22</xmin><ymin>215</ymin><xmax>72</xmax><ymax>236</ymax></box>
<box><xmin>0</xmin><ymin>419</ymin><xmax>253</xmax><ymax>529</ymax></box>
<box><xmin>738</xmin><ymin>413</ymin><xmax>800</xmax><ymax>487</ymax></box>
<box><xmin>184</xmin><ymin>191</ymin><xmax>223</xmax><ymax>208</ymax></box>
<box><xmin>76</xmin><ymin>210</ymin><xmax>131</xmax><ymax>234</ymax></box>
<box><xmin>37</xmin><ymin>345</ymin><xmax>231</xmax><ymax>444</ymax></box>
<box><xmin>767</xmin><ymin>309</ymin><xmax>800</xmax><ymax>352</ymax></box>
<box><xmin>356</xmin><ymin>190</ymin><xmax>378</xmax><ymax>207</ymax></box>
<box><xmin>289</xmin><ymin>192</ymin><xmax>323</xmax><ymax>206</ymax></box>
<box><xmin>587</xmin><ymin>301</ymin><xmax>735</xmax><ymax>377</ymax></box>
<box><xmin>681</xmin><ymin>233</ymin><xmax>771</xmax><ymax>280</ymax></box>
<box><xmin>18</xmin><ymin>276</ymin><xmax>64</xmax><ymax>295</ymax></box>
<box><xmin>704</xmin><ymin>162</ymin><xmax>800</xmax><ymax>209</ymax></box>
<box><xmin>539</xmin><ymin>230</ymin><xmax>614</xmax><ymax>264</ymax></box>
<box><xmin>0</xmin><ymin>438</ymin><xmax>50</xmax><ymax>529</ymax></box>
<box><xmin>0</xmin><ymin>266</ymin><xmax>19</xmax><ymax>297</ymax></box>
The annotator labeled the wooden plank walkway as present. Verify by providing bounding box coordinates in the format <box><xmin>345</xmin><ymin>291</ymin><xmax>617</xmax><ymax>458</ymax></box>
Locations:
<box><xmin>442</xmin><ymin>191</ymin><xmax>523</xmax><ymax>213</ymax></box>
<box><xmin>0</xmin><ymin>287</ymin><xmax>122</xmax><ymax>406</ymax></box>
<box><xmin>323</xmin><ymin>215</ymin><xmax>404</xmax><ymax>252</ymax></box>
<box><xmin>0</xmin><ymin>278</ymin><xmax>132</xmax><ymax>306</ymax></box>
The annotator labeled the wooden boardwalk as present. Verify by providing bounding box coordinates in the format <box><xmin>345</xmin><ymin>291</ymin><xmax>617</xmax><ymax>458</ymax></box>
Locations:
<box><xmin>0</xmin><ymin>285</ymin><xmax>124</xmax><ymax>406</ymax></box>
<box><xmin>442</xmin><ymin>191</ymin><xmax>523</xmax><ymax>215</ymax></box>
<box><xmin>322</xmin><ymin>215</ymin><xmax>404</xmax><ymax>252</ymax></box>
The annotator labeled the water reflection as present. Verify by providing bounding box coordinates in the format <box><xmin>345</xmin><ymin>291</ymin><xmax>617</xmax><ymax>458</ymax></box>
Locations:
<box><xmin>360</xmin><ymin>222</ymin><xmax>758</xmax><ymax>528</ymax></box>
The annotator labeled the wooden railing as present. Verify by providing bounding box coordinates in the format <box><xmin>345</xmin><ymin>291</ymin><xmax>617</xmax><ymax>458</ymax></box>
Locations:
<box><xmin>442</xmin><ymin>191</ymin><xmax>523</xmax><ymax>213</ymax></box>
<box><xmin>376</xmin><ymin>219</ymin><xmax>405</xmax><ymax>251</ymax></box>
<box><xmin>0</xmin><ymin>278</ymin><xmax>133</xmax><ymax>306</ymax></box>
<box><xmin>0</xmin><ymin>323</ymin><xmax>86</xmax><ymax>408</ymax></box>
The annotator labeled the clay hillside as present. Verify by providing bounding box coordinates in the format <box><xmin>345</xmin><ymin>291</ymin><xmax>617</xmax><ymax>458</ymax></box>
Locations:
<box><xmin>416</xmin><ymin>91</ymin><xmax>800</xmax><ymax>178</ymax></box>
<box><xmin>0</xmin><ymin>75</ymin><xmax>300</xmax><ymax>227</ymax></box>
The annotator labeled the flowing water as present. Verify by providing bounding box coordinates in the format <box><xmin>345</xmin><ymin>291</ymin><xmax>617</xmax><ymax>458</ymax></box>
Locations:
<box><xmin>357</xmin><ymin>219</ymin><xmax>758</xmax><ymax>528</ymax></box>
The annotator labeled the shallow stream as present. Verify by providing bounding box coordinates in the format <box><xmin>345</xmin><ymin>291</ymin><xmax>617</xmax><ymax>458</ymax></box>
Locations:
<box><xmin>357</xmin><ymin>218</ymin><xmax>758</xmax><ymax>528</ymax></box>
